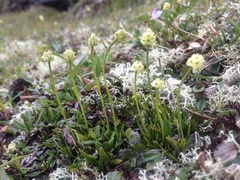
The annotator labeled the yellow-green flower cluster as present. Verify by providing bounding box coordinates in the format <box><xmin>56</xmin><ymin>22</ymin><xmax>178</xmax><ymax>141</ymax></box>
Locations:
<box><xmin>163</xmin><ymin>2</ymin><xmax>171</xmax><ymax>11</ymax></box>
<box><xmin>39</xmin><ymin>15</ymin><xmax>44</xmax><ymax>22</ymax></box>
<box><xmin>88</xmin><ymin>33</ymin><xmax>100</xmax><ymax>47</ymax></box>
<box><xmin>114</xmin><ymin>29</ymin><xmax>128</xmax><ymax>42</ymax></box>
<box><xmin>151</xmin><ymin>78</ymin><xmax>165</xmax><ymax>89</ymax></box>
<box><xmin>131</xmin><ymin>61</ymin><xmax>144</xmax><ymax>73</ymax></box>
<box><xmin>63</xmin><ymin>49</ymin><xmax>76</xmax><ymax>61</ymax></box>
<box><xmin>186</xmin><ymin>54</ymin><xmax>205</xmax><ymax>74</ymax></box>
<box><xmin>6</xmin><ymin>142</ymin><xmax>16</xmax><ymax>153</ymax></box>
<box><xmin>42</xmin><ymin>50</ymin><xmax>54</xmax><ymax>62</ymax></box>
<box><xmin>141</xmin><ymin>28</ymin><xmax>156</xmax><ymax>46</ymax></box>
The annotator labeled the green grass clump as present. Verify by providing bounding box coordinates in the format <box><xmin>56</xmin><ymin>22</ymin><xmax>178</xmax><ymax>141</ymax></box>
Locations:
<box><xmin>0</xmin><ymin>0</ymin><xmax>240</xmax><ymax>179</ymax></box>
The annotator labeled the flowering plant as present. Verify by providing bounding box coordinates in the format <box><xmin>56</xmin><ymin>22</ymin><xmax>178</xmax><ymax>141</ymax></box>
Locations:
<box><xmin>186</xmin><ymin>54</ymin><xmax>205</xmax><ymax>74</ymax></box>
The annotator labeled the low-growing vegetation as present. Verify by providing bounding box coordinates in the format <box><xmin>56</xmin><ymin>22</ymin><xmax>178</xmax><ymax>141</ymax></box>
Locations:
<box><xmin>0</xmin><ymin>0</ymin><xmax>240</xmax><ymax>179</ymax></box>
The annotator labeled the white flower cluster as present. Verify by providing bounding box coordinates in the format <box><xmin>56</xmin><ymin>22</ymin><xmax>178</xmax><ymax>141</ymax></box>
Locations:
<box><xmin>141</xmin><ymin>28</ymin><xmax>156</xmax><ymax>46</ymax></box>
<box><xmin>63</xmin><ymin>49</ymin><xmax>76</xmax><ymax>61</ymax></box>
<box><xmin>186</xmin><ymin>54</ymin><xmax>205</xmax><ymax>74</ymax></box>
<box><xmin>88</xmin><ymin>33</ymin><xmax>100</xmax><ymax>47</ymax></box>
<box><xmin>151</xmin><ymin>78</ymin><xmax>165</xmax><ymax>89</ymax></box>
<box><xmin>131</xmin><ymin>61</ymin><xmax>144</xmax><ymax>73</ymax></box>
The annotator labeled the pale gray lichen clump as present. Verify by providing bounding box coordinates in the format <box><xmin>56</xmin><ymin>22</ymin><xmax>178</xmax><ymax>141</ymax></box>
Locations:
<box><xmin>208</xmin><ymin>84</ymin><xmax>240</xmax><ymax>109</ymax></box>
<box><xmin>110</xmin><ymin>58</ymin><xmax>195</xmax><ymax>109</ymax></box>
<box><xmin>49</xmin><ymin>167</ymin><xmax>78</xmax><ymax>180</ymax></box>
<box><xmin>221</xmin><ymin>63</ymin><xmax>240</xmax><ymax>84</ymax></box>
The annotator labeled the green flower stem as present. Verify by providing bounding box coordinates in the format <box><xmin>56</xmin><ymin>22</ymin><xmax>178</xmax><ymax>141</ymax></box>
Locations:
<box><xmin>0</xmin><ymin>154</ymin><xmax>30</xmax><ymax>169</ymax></box>
<box><xmin>145</xmin><ymin>45</ymin><xmax>154</xmax><ymax>99</ymax></box>
<box><xmin>47</xmin><ymin>61</ymin><xmax>68</xmax><ymax>126</ymax></box>
<box><xmin>102</xmin><ymin>39</ymin><xmax>118</xmax><ymax>132</ymax></box>
<box><xmin>134</xmin><ymin>72</ymin><xmax>143</xmax><ymax>124</ymax></box>
<box><xmin>145</xmin><ymin>45</ymin><xmax>165</xmax><ymax>143</ymax></box>
<box><xmin>90</xmin><ymin>46</ymin><xmax>110</xmax><ymax>129</ymax></box>
<box><xmin>176</xmin><ymin>67</ymin><xmax>192</xmax><ymax>139</ymax></box>
<box><xmin>68</xmin><ymin>60</ymin><xmax>89</xmax><ymax>130</ymax></box>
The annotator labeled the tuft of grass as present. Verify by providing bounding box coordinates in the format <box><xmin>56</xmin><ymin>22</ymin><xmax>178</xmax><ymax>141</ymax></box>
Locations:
<box><xmin>0</xmin><ymin>0</ymin><xmax>240</xmax><ymax>179</ymax></box>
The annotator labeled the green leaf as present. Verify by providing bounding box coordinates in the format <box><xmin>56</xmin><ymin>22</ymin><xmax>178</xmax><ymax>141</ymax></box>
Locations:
<box><xmin>193</xmin><ymin>84</ymin><xmax>205</xmax><ymax>93</ymax></box>
<box><xmin>0</xmin><ymin>167</ymin><xmax>11</xmax><ymax>180</ymax></box>
<box><xmin>78</xmin><ymin>149</ymin><xmax>98</xmax><ymax>166</ymax></box>
<box><xmin>13</xmin><ymin>120</ymin><xmax>27</xmax><ymax>131</ymax></box>
<box><xmin>89</xmin><ymin>131</ymin><xmax>97</xmax><ymax>139</ymax></box>
<box><xmin>210</xmin><ymin>62</ymin><xmax>220</xmax><ymax>74</ymax></box>
<box><xmin>108</xmin><ymin>132</ymin><xmax>116</xmax><ymax>149</ymax></box>
<box><xmin>98</xmin><ymin>147</ymin><xmax>108</xmax><ymax>171</ymax></box>
<box><xmin>72</xmin><ymin>54</ymin><xmax>87</xmax><ymax>76</ymax></box>
<box><xmin>94</xmin><ymin>125</ymin><xmax>101</xmax><ymax>137</ymax></box>
<box><xmin>25</xmin><ymin>170</ymin><xmax>45</xmax><ymax>178</ymax></box>
<box><xmin>143</xmin><ymin>150</ymin><xmax>163</xmax><ymax>171</ymax></box>
<box><xmin>196</xmin><ymin>99</ymin><xmax>206</xmax><ymax>111</ymax></box>
<box><xmin>178</xmin><ymin>138</ymin><xmax>186</xmax><ymax>150</ymax></box>
<box><xmin>163</xmin><ymin>118</ymin><xmax>172</xmax><ymax>138</ymax></box>
<box><xmin>0</xmin><ymin>154</ymin><xmax>29</xmax><ymax>169</ymax></box>
<box><xmin>107</xmin><ymin>171</ymin><xmax>122</xmax><ymax>180</ymax></box>
<box><xmin>125</xmin><ymin>128</ymin><xmax>132</xmax><ymax>140</ymax></box>
<box><xmin>110</xmin><ymin>159</ymin><xmax>122</xmax><ymax>166</ymax></box>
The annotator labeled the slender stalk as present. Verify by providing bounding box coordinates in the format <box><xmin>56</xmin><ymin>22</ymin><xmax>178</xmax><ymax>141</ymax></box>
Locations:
<box><xmin>102</xmin><ymin>39</ymin><xmax>118</xmax><ymax>132</ymax></box>
<box><xmin>145</xmin><ymin>45</ymin><xmax>165</xmax><ymax>143</ymax></box>
<box><xmin>68</xmin><ymin>60</ymin><xmax>89</xmax><ymax>129</ymax></box>
<box><xmin>134</xmin><ymin>72</ymin><xmax>143</xmax><ymax>124</ymax></box>
<box><xmin>90</xmin><ymin>46</ymin><xmax>110</xmax><ymax>129</ymax></box>
<box><xmin>145</xmin><ymin>45</ymin><xmax>153</xmax><ymax>100</ymax></box>
<box><xmin>48</xmin><ymin>61</ymin><xmax>69</xmax><ymax>127</ymax></box>
<box><xmin>176</xmin><ymin>67</ymin><xmax>192</xmax><ymax>139</ymax></box>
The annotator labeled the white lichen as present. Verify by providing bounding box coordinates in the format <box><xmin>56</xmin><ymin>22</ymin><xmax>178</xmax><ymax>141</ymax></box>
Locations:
<box><xmin>49</xmin><ymin>167</ymin><xmax>77</xmax><ymax>180</ymax></box>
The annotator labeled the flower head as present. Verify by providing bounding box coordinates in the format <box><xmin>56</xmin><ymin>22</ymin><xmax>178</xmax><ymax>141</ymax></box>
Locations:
<box><xmin>151</xmin><ymin>78</ymin><xmax>165</xmax><ymax>89</ymax></box>
<box><xmin>42</xmin><ymin>50</ymin><xmax>54</xmax><ymax>62</ymax></box>
<box><xmin>151</xmin><ymin>8</ymin><xmax>162</xmax><ymax>20</ymax></box>
<box><xmin>39</xmin><ymin>15</ymin><xmax>44</xmax><ymax>22</ymax></box>
<box><xmin>7</xmin><ymin>142</ymin><xmax>16</xmax><ymax>153</ymax></box>
<box><xmin>163</xmin><ymin>2</ymin><xmax>171</xmax><ymax>11</ymax></box>
<box><xmin>141</xmin><ymin>28</ymin><xmax>156</xmax><ymax>46</ymax></box>
<box><xmin>63</xmin><ymin>49</ymin><xmax>76</xmax><ymax>61</ymax></box>
<box><xmin>114</xmin><ymin>29</ymin><xmax>128</xmax><ymax>42</ymax></box>
<box><xmin>88</xmin><ymin>33</ymin><xmax>100</xmax><ymax>47</ymax></box>
<box><xmin>131</xmin><ymin>61</ymin><xmax>144</xmax><ymax>73</ymax></box>
<box><xmin>186</xmin><ymin>54</ymin><xmax>205</xmax><ymax>74</ymax></box>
